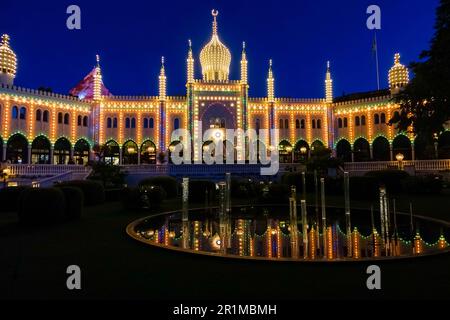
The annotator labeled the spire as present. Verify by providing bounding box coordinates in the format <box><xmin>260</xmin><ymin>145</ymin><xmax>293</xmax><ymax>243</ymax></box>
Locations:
<box><xmin>1</xmin><ymin>34</ymin><xmax>10</xmax><ymax>46</ymax></box>
<box><xmin>325</xmin><ymin>60</ymin><xmax>333</xmax><ymax>103</ymax></box>
<box><xmin>0</xmin><ymin>34</ymin><xmax>18</xmax><ymax>86</ymax></box>
<box><xmin>212</xmin><ymin>9</ymin><xmax>219</xmax><ymax>36</ymax></box>
<box><xmin>267</xmin><ymin>59</ymin><xmax>274</xmax><ymax>103</ymax></box>
<box><xmin>93</xmin><ymin>54</ymin><xmax>102</xmax><ymax>101</ymax></box>
<box><xmin>159</xmin><ymin>56</ymin><xmax>167</xmax><ymax>101</ymax></box>
<box><xmin>240</xmin><ymin>41</ymin><xmax>248</xmax><ymax>85</ymax></box>
<box><xmin>187</xmin><ymin>39</ymin><xmax>194</xmax><ymax>84</ymax></box>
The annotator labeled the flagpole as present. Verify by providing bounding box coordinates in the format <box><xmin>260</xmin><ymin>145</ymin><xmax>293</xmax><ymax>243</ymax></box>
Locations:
<box><xmin>374</xmin><ymin>31</ymin><xmax>380</xmax><ymax>90</ymax></box>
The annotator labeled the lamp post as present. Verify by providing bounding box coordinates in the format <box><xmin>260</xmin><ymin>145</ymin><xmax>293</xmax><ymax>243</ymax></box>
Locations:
<box><xmin>433</xmin><ymin>132</ymin><xmax>439</xmax><ymax>159</ymax></box>
<box><xmin>395</xmin><ymin>153</ymin><xmax>404</xmax><ymax>170</ymax></box>
<box><xmin>286</xmin><ymin>146</ymin><xmax>293</xmax><ymax>163</ymax></box>
<box><xmin>300</xmin><ymin>146</ymin><xmax>307</xmax><ymax>164</ymax></box>
<box><xmin>2</xmin><ymin>168</ymin><xmax>10</xmax><ymax>188</ymax></box>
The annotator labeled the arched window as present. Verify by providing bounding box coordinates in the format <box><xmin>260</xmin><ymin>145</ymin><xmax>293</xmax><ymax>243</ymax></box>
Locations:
<box><xmin>77</xmin><ymin>115</ymin><xmax>82</xmax><ymax>126</ymax></box>
<box><xmin>380</xmin><ymin>113</ymin><xmax>386</xmax><ymax>124</ymax></box>
<box><xmin>64</xmin><ymin>113</ymin><xmax>69</xmax><ymax>125</ymax></box>
<box><xmin>58</xmin><ymin>112</ymin><xmax>63</xmax><ymax>124</ymax></box>
<box><xmin>107</xmin><ymin>118</ymin><xmax>112</xmax><ymax>128</ymax></box>
<box><xmin>36</xmin><ymin>109</ymin><xmax>42</xmax><ymax>122</ymax></box>
<box><xmin>300</xmin><ymin>119</ymin><xmax>305</xmax><ymax>129</ymax></box>
<box><xmin>19</xmin><ymin>107</ymin><xmax>26</xmax><ymax>120</ymax></box>
<box><xmin>355</xmin><ymin>116</ymin><xmax>360</xmax><ymax>126</ymax></box>
<box><xmin>374</xmin><ymin>113</ymin><xmax>380</xmax><ymax>124</ymax></box>
<box><xmin>143</xmin><ymin>118</ymin><xmax>149</xmax><ymax>129</ymax></box>
<box><xmin>361</xmin><ymin>115</ymin><xmax>366</xmax><ymax>126</ymax></box>
<box><xmin>113</xmin><ymin>117</ymin><xmax>118</xmax><ymax>128</ymax></box>
<box><xmin>125</xmin><ymin>117</ymin><xmax>130</xmax><ymax>129</ymax></box>
<box><xmin>12</xmin><ymin>106</ymin><xmax>18</xmax><ymax>119</ymax></box>
<box><xmin>317</xmin><ymin>119</ymin><xmax>321</xmax><ymax>129</ymax></box>
<box><xmin>174</xmin><ymin>118</ymin><xmax>180</xmax><ymax>130</ymax></box>
<box><xmin>43</xmin><ymin>110</ymin><xmax>49</xmax><ymax>122</ymax></box>
<box><xmin>83</xmin><ymin>116</ymin><xmax>88</xmax><ymax>127</ymax></box>
<box><xmin>312</xmin><ymin>119</ymin><xmax>316</xmax><ymax>129</ymax></box>
<box><xmin>338</xmin><ymin>118</ymin><xmax>343</xmax><ymax>128</ymax></box>
<box><xmin>295</xmin><ymin>119</ymin><xmax>300</xmax><ymax>129</ymax></box>
<box><xmin>131</xmin><ymin>117</ymin><xmax>136</xmax><ymax>129</ymax></box>
<box><xmin>255</xmin><ymin>118</ymin><xmax>260</xmax><ymax>134</ymax></box>
<box><xmin>149</xmin><ymin>117</ymin><xmax>154</xmax><ymax>129</ymax></box>
<box><xmin>279</xmin><ymin>119</ymin><xmax>284</xmax><ymax>129</ymax></box>
<box><xmin>343</xmin><ymin>117</ymin><xmax>348</xmax><ymax>128</ymax></box>
<box><xmin>284</xmin><ymin>119</ymin><xmax>289</xmax><ymax>129</ymax></box>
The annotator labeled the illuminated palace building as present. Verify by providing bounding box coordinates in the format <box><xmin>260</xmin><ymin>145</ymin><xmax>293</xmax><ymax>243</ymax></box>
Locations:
<box><xmin>1</xmin><ymin>11</ymin><xmax>448</xmax><ymax>166</ymax></box>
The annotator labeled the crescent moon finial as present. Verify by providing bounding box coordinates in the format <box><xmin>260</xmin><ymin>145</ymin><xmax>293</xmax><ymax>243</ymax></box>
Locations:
<box><xmin>212</xmin><ymin>9</ymin><xmax>218</xmax><ymax>17</ymax></box>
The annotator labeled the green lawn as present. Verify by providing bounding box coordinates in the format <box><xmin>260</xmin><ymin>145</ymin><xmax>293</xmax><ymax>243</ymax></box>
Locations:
<box><xmin>1</xmin><ymin>192</ymin><xmax>449</xmax><ymax>300</ymax></box>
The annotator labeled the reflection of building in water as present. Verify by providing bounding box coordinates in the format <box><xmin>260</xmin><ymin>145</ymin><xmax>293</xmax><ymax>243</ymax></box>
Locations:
<box><xmin>233</xmin><ymin>219</ymin><xmax>251</xmax><ymax>256</ymax></box>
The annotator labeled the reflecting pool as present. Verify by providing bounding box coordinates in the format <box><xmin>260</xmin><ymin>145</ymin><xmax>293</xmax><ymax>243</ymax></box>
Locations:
<box><xmin>127</xmin><ymin>205</ymin><xmax>450</xmax><ymax>261</ymax></box>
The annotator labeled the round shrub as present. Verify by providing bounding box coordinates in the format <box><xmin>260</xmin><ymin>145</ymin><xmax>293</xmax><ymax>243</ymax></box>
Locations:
<box><xmin>138</xmin><ymin>176</ymin><xmax>178</xmax><ymax>198</ymax></box>
<box><xmin>189</xmin><ymin>180</ymin><xmax>217</xmax><ymax>203</ymax></box>
<box><xmin>365</xmin><ymin>170</ymin><xmax>410</xmax><ymax>194</ymax></box>
<box><xmin>258</xmin><ymin>183</ymin><xmax>290</xmax><ymax>204</ymax></box>
<box><xmin>58</xmin><ymin>186</ymin><xmax>84</xmax><ymax>220</ymax></box>
<box><xmin>142</xmin><ymin>185</ymin><xmax>166</xmax><ymax>209</ymax></box>
<box><xmin>0</xmin><ymin>186</ymin><xmax>30</xmax><ymax>213</ymax></box>
<box><xmin>122</xmin><ymin>186</ymin><xmax>167</xmax><ymax>210</ymax></box>
<box><xmin>58</xmin><ymin>180</ymin><xmax>105</xmax><ymax>206</ymax></box>
<box><xmin>18</xmin><ymin>188</ymin><xmax>66</xmax><ymax>226</ymax></box>
<box><xmin>349</xmin><ymin>176</ymin><xmax>378</xmax><ymax>201</ymax></box>
<box><xmin>122</xmin><ymin>187</ymin><xmax>142</xmax><ymax>210</ymax></box>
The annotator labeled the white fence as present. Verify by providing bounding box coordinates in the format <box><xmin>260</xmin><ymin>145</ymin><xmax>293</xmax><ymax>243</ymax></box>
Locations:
<box><xmin>344</xmin><ymin>159</ymin><xmax>450</xmax><ymax>172</ymax></box>
<box><xmin>1</xmin><ymin>164</ymin><xmax>90</xmax><ymax>176</ymax></box>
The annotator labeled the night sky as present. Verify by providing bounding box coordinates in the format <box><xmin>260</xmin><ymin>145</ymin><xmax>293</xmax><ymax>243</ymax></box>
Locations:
<box><xmin>0</xmin><ymin>0</ymin><xmax>439</xmax><ymax>98</ymax></box>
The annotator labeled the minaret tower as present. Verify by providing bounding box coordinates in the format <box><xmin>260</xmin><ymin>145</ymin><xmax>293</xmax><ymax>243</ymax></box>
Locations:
<box><xmin>240</xmin><ymin>42</ymin><xmax>249</xmax><ymax>131</ymax></box>
<box><xmin>93</xmin><ymin>54</ymin><xmax>103</xmax><ymax>102</ymax></box>
<box><xmin>187</xmin><ymin>39</ymin><xmax>194</xmax><ymax>84</ymax></box>
<box><xmin>325</xmin><ymin>61</ymin><xmax>333</xmax><ymax>103</ymax></box>
<box><xmin>0</xmin><ymin>34</ymin><xmax>17</xmax><ymax>86</ymax></box>
<box><xmin>159</xmin><ymin>56</ymin><xmax>167</xmax><ymax>155</ymax></box>
<box><xmin>267</xmin><ymin>59</ymin><xmax>275</xmax><ymax>103</ymax></box>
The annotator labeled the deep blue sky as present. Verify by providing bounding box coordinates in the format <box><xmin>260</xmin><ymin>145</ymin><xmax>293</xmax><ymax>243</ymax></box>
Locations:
<box><xmin>0</xmin><ymin>0</ymin><xmax>439</xmax><ymax>98</ymax></box>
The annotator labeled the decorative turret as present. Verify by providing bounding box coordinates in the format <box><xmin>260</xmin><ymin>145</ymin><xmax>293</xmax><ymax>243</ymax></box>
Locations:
<box><xmin>267</xmin><ymin>59</ymin><xmax>275</xmax><ymax>103</ymax></box>
<box><xmin>240</xmin><ymin>42</ymin><xmax>248</xmax><ymax>85</ymax></box>
<box><xmin>93</xmin><ymin>54</ymin><xmax>102</xmax><ymax>101</ymax></box>
<box><xmin>389</xmin><ymin>53</ymin><xmax>409</xmax><ymax>94</ymax></box>
<box><xmin>159</xmin><ymin>56</ymin><xmax>167</xmax><ymax>101</ymax></box>
<box><xmin>187</xmin><ymin>40</ymin><xmax>194</xmax><ymax>84</ymax></box>
<box><xmin>199</xmin><ymin>10</ymin><xmax>231</xmax><ymax>82</ymax></box>
<box><xmin>0</xmin><ymin>34</ymin><xmax>18</xmax><ymax>86</ymax></box>
<box><xmin>325</xmin><ymin>61</ymin><xmax>333</xmax><ymax>103</ymax></box>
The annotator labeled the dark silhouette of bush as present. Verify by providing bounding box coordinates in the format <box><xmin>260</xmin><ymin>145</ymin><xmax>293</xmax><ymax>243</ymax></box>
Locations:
<box><xmin>122</xmin><ymin>186</ymin><xmax>166</xmax><ymax>210</ymax></box>
<box><xmin>189</xmin><ymin>180</ymin><xmax>216</xmax><ymax>202</ymax></box>
<box><xmin>231</xmin><ymin>179</ymin><xmax>258</xmax><ymax>198</ymax></box>
<box><xmin>365</xmin><ymin>170</ymin><xmax>410</xmax><ymax>194</ymax></box>
<box><xmin>349</xmin><ymin>176</ymin><xmax>379</xmax><ymax>201</ymax></box>
<box><xmin>258</xmin><ymin>183</ymin><xmax>290</xmax><ymax>204</ymax></box>
<box><xmin>58</xmin><ymin>186</ymin><xmax>84</xmax><ymax>220</ymax></box>
<box><xmin>0</xmin><ymin>186</ymin><xmax>30</xmax><ymax>213</ymax></box>
<box><xmin>138</xmin><ymin>176</ymin><xmax>178</xmax><ymax>198</ymax></box>
<box><xmin>402</xmin><ymin>175</ymin><xmax>443</xmax><ymax>194</ymax></box>
<box><xmin>18</xmin><ymin>188</ymin><xmax>66</xmax><ymax>225</ymax></box>
<box><xmin>58</xmin><ymin>180</ymin><xmax>105</xmax><ymax>206</ymax></box>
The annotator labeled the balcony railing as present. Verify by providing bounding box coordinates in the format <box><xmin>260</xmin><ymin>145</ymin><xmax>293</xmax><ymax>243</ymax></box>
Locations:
<box><xmin>1</xmin><ymin>164</ymin><xmax>90</xmax><ymax>176</ymax></box>
<box><xmin>344</xmin><ymin>159</ymin><xmax>450</xmax><ymax>172</ymax></box>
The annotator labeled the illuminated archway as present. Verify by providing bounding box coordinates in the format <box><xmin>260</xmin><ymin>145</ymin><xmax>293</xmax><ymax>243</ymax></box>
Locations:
<box><xmin>294</xmin><ymin>140</ymin><xmax>309</xmax><ymax>162</ymax></box>
<box><xmin>104</xmin><ymin>140</ymin><xmax>120</xmax><ymax>165</ymax></box>
<box><xmin>336</xmin><ymin>139</ymin><xmax>352</xmax><ymax>162</ymax></box>
<box><xmin>7</xmin><ymin>133</ymin><xmax>28</xmax><ymax>164</ymax></box>
<box><xmin>141</xmin><ymin>140</ymin><xmax>157</xmax><ymax>164</ymax></box>
<box><xmin>122</xmin><ymin>140</ymin><xmax>139</xmax><ymax>165</ymax></box>
<box><xmin>353</xmin><ymin>138</ymin><xmax>370</xmax><ymax>162</ymax></box>
<box><xmin>392</xmin><ymin>135</ymin><xmax>412</xmax><ymax>160</ymax></box>
<box><xmin>54</xmin><ymin>137</ymin><xmax>71</xmax><ymax>164</ymax></box>
<box><xmin>31</xmin><ymin>136</ymin><xmax>51</xmax><ymax>164</ymax></box>
<box><xmin>438</xmin><ymin>131</ymin><xmax>450</xmax><ymax>159</ymax></box>
<box><xmin>372</xmin><ymin>136</ymin><xmax>390</xmax><ymax>161</ymax></box>
<box><xmin>74</xmin><ymin>139</ymin><xmax>90</xmax><ymax>165</ymax></box>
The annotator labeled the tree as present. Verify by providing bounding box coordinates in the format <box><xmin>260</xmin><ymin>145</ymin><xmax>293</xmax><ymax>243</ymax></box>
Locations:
<box><xmin>391</xmin><ymin>0</ymin><xmax>450</xmax><ymax>143</ymax></box>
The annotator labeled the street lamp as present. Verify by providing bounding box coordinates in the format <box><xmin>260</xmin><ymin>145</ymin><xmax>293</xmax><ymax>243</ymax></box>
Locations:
<box><xmin>433</xmin><ymin>132</ymin><xmax>439</xmax><ymax>159</ymax></box>
<box><xmin>300</xmin><ymin>146</ymin><xmax>307</xmax><ymax>163</ymax></box>
<box><xmin>2</xmin><ymin>168</ymin><xmax>11</xmax><ymax>188</ymax></box>
<box><xmin>286</xmin><ymin>146</ymin><xmax>293</xmax><ymax>163</ymax></box>
<box><xmin>396</xmin><ymin>153</ymin><xmax>404</xmax><ymax>170</ymax></box>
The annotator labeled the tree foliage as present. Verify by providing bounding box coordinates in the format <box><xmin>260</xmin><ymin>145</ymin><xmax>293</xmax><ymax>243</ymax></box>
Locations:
<box><xmin>391</xmin><ymin>0</ymin><xmax>450</xmax><ymax>142</ymax></box>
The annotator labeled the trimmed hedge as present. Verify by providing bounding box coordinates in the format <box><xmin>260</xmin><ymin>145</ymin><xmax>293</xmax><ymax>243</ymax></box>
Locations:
<box><xmin>18</xmin><ymin>188</ymin><xmax>66</xmax><ymax>225</ymax></box>
<box><xmin>402</xmin><ymin>175</ymin><xmax>443</xmax><ymax>194</ymax></box>
<box><xmin>58</xmin><ymin>186</ymin><xmax>84</xmax><ymax>220</ymax></box>
<box><xmin>189</xmin><ymin>180</ymin><xmax>217</xmax><ymax>202</ymax></box>
<box><xmin>138</xmin><ymin>176</ymin><xmax>178</xmax><ymax>198</ymax></box>
<box><xmin>231</xmin><ymin>179</ymin><xmax>258</xmax><ymax>198</ymax></box>
<box><xmin>0</xmin><ymin>186</ymin><xmax>30</xmax><ymax>213</ymax></box>
<box><xmin>122</xmin><ymin>186</ymin><xmax>166</xmax><ymax>210</ymax></box>
<box><xmin>58</xmin><ymin>180</ymin><xmax>105</xmax><ymax>206</ymax></box>
<box><xmin>365</xmin><ymin>170</ymin><xmax>410</xmax><ymax>194</ymax></box>
<box><xmin>257</xmin><ymin>183</ymin><xmax>290</xmax><ymax>204</ymax></box>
